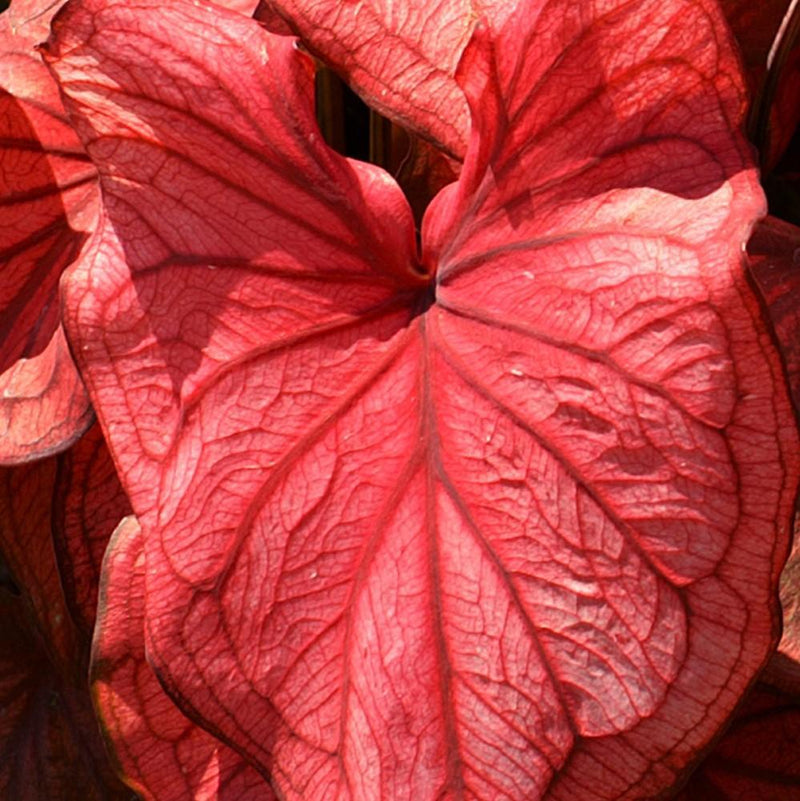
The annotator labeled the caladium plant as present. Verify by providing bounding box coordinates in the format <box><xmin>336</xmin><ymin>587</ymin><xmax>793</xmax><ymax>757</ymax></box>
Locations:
<box><xmin>2</xmin><ymin>0</ymin><xmax>800</xmax><ymax>798</ymax></box>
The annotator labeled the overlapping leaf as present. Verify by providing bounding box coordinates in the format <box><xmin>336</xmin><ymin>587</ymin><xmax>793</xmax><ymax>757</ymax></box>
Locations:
<box><xmin>0</xmin><ymin>457</ymin><xmax>81</xmax><ymax>671</ymax></box>
<box><xmin>48</xmin><ymin>0</ymin><xmax>799</xmax><ymax>799</ymax></box>
<box><xmin>256</xmin><ymin>0</ymin><xmax>515</xmax><ymax>158</ymax></box>
<box><xmin>0</xmin><ymin>454</ymin><xmax>130</xmax><ymax>800</ymax></box>
<box><xmin>0</xmin><ymin>5</ymin><xmax>96</xmax><ymax>463</ymax></box>
<box><xmin>0</xmin><ymin>591</ymin><xmax>131</xmax><ymax>800</ymax></box>
<box><xmin>746</xmin><ymin>217</ymin><xmax>800</xmax><ymax>693</ymax></box>
<box><xmin>675</xmin><ymin>682</ymin><xmax>800</xmax><ymax>800</ymax></box>
<box><xmin>747</xmin><ymin>215</ymin><xmax>800</xmax><ymax>405</ymax></box>
<box><xmin>92</xmin><ymin>516</ymin><xmax>274</xmax><ymax>800</ymax></box>
<box><xmin>53</xmin><ymin>421</ymin><xmax>132</xmax><ymax>635</ymax></box>
<box><xmin>720</xmin><ymin>0</ymin><xmax>800</xmax><ymax>169</ymax></box>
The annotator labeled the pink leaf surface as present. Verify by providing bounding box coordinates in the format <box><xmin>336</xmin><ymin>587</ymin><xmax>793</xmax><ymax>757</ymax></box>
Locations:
<box><xmin>92</xmin><ymin>515</ymin><xmax>274</xmax><ymax>800</ymax></box>
<box><xmin>52</xmin><ymin>421</ymin><xmax>131</xmax><ymax>635</ymax></box>
<box><xmin>0</xmin><ymin>9</ymin><xmax>95</xmax><ymax>464</ymax></box>
<box><xmin>213</xmin><ymin>0</ymin><xmax>261</xmax><ymax>15</ymax></box>
<box><xmin>6</xmin><ymin>0</ymin><xmax>70</xmax><ymax>43</ymax></box>
<box><xmin>48</xmin><ymin>0</ymin><xmax>800</xmax><ymax>799</ymax></box>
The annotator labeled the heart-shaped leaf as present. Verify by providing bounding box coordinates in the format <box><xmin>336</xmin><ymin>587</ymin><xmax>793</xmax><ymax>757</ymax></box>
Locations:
<box><xmin>48</xmin><ymin>0</ymin><xmax>799</xmax><ymax>798</ymax></box>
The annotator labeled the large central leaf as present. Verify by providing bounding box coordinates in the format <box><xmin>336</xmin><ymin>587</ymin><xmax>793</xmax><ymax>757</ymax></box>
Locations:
<box><xmin>47</xmin><ymin>0</ymin><xmax>799</xmax><ymax>798</ymax></box>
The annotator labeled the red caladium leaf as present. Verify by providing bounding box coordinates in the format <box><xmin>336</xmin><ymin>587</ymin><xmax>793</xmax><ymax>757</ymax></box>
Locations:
<box><xmin>392</xmin><ymin>136</ymin><xmax>460</xmax><ymax>225</ymax></box>
<box><xmin>6</xmin><ymin>0</ymin><xmax>70</xmax><ymax>40</ymax></box>
<box><xmin>52</xmin><ymin>421</ymin><xmax>131</xmax><ymax>635</ymax></box>
<box><xmin>47</xmin><ymin>0</ymin><xmax>799</xmax><ymax>799</ymax></box>
<box><xmin>256</xmin><ymin>0</ymin><xmax>513</xmax><ymax>158</ymax></box>
<box><xmin>213</xmin><ymin>0</ymin><xmax>261</xmax><ymax>15</ymax></box>
<box><xmin>674</xmin><ymin>682</ymin><xmax>800</xmax><ymax>800</ymax></box>
<box><xmin>93</xmin><ymin>515</ymin><xmax>274</xmax><ymax>800</ymax></box>
<box><xmin>0</xmin><ymin>6</ymin><xmax>95</xmax><ymax>464</ymax></box>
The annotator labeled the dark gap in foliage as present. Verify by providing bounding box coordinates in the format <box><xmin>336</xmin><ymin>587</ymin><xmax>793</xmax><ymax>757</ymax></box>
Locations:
<box><xmin>314</xmin><ymin>67</ymin><xmax>447</xmax><ymax>248</ymax></box>
<box><xmin>315</xmin><ymin>67</ymin><xmax>371</xmax><ymax>163</ymax></box>
<box><xmin>765</xmin><ymin>123</ymin><xmax>800</xmax><ymax>226</ymax></box>
<box><xmin>411</xmin><ymin>281</ymin><xmax>437</xmax><ymax>318</ymax></box>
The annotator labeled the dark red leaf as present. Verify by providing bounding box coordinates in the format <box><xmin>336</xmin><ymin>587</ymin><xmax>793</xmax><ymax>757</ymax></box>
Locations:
<box><xmin>0</xmin><ymin>453</ymin><xmax>132</xmax><ymax>800</ymax></box>
<box><xmin>0</xmin><ymin>457</ymin><xmax>81</xmax><ymax>672</ymax></box>
<box><xmin>0</xmin><ymin>591</ymin><xmax>133</xmax><ymax>801</ymax></box>
<box><xmin>719</xmin><ymin>0</ymin><xmax>800</xmax><ymax>170</ymax></box>
<box><xmin>779</xmin><ymin>526</ymin><xmax>800</xmax><ymax>679</ymax></box>
<box><xmin>674</xmin><ymin>682</ymin><xmax>800</xmax><ymax>800</ymax></box>
<box><xmin>762</xmin><ymin>514</ymin><xmax>800</xmax><ymax>695</ymax></box>
<box><xmin>52</xmin><ymin>421</ymin><xmax>132</xmax><ymax>636</ymax></box>
<box><xmin>92</xmin><ymin>515</ymin><xmax>274</xmax><ymax>800</ymax></box>
<box><xmin>48</xmin><ymin>0</ymin><xmax>799</xmax><ymax>799</ymax></box>
<box><xmin>763</xmin><ymin>25</ymin><xmax>800</xmax><ymax>173</ymax></box>
<box><xmin>392</xmin><ymin>135</ymin><xmax>460</xmax><ymax>225</ymax></box>
<box><xmin>0</xmin><ymin>9</ymin><xmax>95</xmax><ymax>464</ymax></box>
<box><xmin>746</xmin><ymin>215</ymin><xmax>800</xmax><ymax>414</ymax></box>
<box><xmin>719</xmin><ymin>0</ymin><xmax>790</xmax><ymax>84</ymax></box>
<box><xmin>746</xmin><ymin>218</ymin><xmax>800</xmax><ymax>696</ymax></box>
